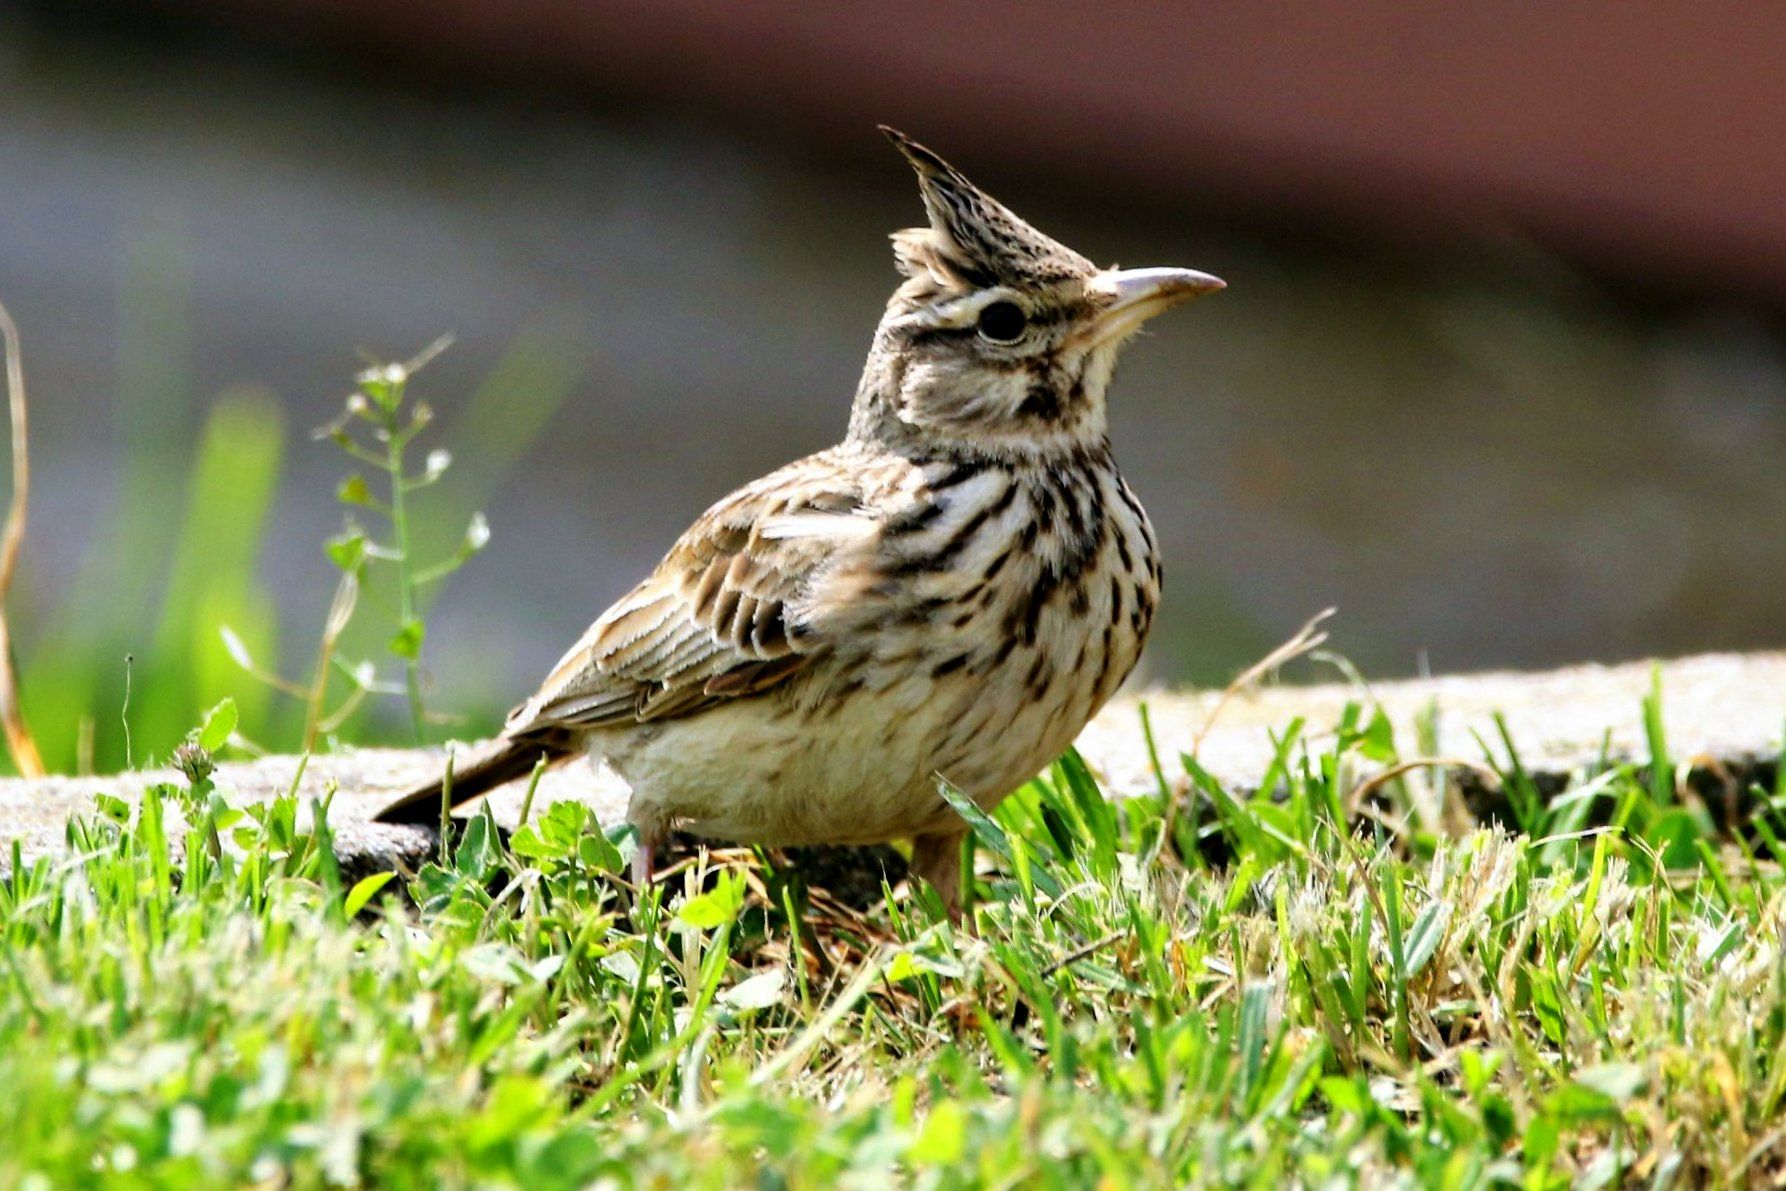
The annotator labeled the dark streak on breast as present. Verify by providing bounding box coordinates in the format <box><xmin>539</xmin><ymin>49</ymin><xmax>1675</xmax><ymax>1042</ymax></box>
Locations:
<box><xmin>1092</xmin><ymin>623</ymin><xmax>1115</xmax><ymax>702</ymax></box>
<box><xmin>1017</xmin><ymin>385</ymin><xmax>1062</xmax><ymax>420</ymax></box>
<box><xmin>1014</xmin><ymin>564</ymin><xmax>1060</xmax><ymax>646</ymax></box>
<box><xmin>931</xmin><ymin>652</ymin><xmax>969</xmax><ymax>678</ymax></box>
<box><xmin>987</xmin><ymin>632</ymin><xmax>1020</xmax><ymax>670</ymax></box>
<box><xmin>1067</xmin><ymin>578</ymin><xmax>1091</xmax><ymax>617</ymax></box>
<box><xmin>931</xmin><ymin>481</ymin><xmax>1016</xmax><ymax>567</ymax></box>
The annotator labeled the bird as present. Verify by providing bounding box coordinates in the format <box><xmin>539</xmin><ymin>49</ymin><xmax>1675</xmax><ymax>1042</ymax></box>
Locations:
<box><xmin>375</xmin><ymin>127</ymin><xmax>1223</xmax><ymax>915</ymax></box>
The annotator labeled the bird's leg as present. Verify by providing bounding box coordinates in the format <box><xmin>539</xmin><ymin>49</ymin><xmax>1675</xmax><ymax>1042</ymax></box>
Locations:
<box><xmin>909</xmin><ymin>828</ymin><xmax>970</xmax><ymax>927</ymax></box>
<box><xmin>630</xmin><ymin>838</ymin><xmax>656</xmax><ymax>890</ymax></box>
<box><xmin>626</xmin><ymin>802</ymin><xmax>666</xmax><ymax>894</ymax></box>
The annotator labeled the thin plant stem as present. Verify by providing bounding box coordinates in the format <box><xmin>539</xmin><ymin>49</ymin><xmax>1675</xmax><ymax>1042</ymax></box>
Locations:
<box><xmin>516</xmin><ymin>754</ymin><xmax>549</xmax><ymax>829</ymax></box>
<box><xmin>121</xmin><ymin>653</ymin><xmax>134</xmax><ymax>770</ymax></box>
<box><xmin>1155</xmin><ymin>608</ymin><xmax>1334</xmax><ymax>856</ymax></box>
<box><xmin>0</xmin><ymin>299</ymin><xmax>44</xmax><ymax>777</ymax></box>
<box><xmin>384</xmin><ymin>403</ymin><xmax>425</xmax><ymax>742</ymax></box>
<box><xmin>301</xmin><ymin>571</ymin><xmax>358</xmax><ymax>753</ymax></box>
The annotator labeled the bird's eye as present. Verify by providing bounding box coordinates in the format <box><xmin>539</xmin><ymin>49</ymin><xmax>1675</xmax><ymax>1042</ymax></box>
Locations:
<box><xmin>976</xmin><ymin>300</ymin><xmax>1027</xmax><ymax>343</ymax></box>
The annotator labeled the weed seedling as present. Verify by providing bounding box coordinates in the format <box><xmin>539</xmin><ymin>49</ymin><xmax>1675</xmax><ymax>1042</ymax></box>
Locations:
<box><xmin>225</xmin><ymin>339</ymin><xmax>491</xmax><ymax>747</ymax></box>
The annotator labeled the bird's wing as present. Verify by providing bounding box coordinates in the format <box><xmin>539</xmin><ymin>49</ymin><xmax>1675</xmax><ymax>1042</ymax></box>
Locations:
<box><xmin>508</xmin><ymin>461</ymin><xmax>880</xmax><ymax>732</ymax></box>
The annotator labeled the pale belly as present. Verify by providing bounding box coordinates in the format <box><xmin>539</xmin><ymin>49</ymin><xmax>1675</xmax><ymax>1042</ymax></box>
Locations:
<box><xmin>594</xmin><ymin>558</ymin><xmax>1149</xmax><ymax>847</ymax></box>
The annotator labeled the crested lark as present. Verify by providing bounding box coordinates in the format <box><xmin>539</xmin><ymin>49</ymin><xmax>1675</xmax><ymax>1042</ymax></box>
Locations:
<box><xmin>377</xmin><ymin>128</ymin><xmax>1223</xmax><ymax>913</ymax></box>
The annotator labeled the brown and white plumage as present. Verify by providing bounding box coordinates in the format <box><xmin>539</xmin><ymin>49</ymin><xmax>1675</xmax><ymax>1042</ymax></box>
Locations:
<box><xmin>376</xmin><ymin>128</ymin><xmax>1223</xmax><ymax>912</ymax></box>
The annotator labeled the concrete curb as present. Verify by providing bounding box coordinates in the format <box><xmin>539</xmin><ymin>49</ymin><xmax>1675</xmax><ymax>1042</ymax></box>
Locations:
<box><xmin>2</xmin><ymin>651</ymin><xmax>1780</xmax><ymax>876</ymax></box>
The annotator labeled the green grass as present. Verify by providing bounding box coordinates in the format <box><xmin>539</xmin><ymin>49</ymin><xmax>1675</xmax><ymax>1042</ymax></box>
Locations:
<box><xmin>3</xmin><ymin>695</ymin><xmax>1784</xmax><ymax>1188</ymax></box>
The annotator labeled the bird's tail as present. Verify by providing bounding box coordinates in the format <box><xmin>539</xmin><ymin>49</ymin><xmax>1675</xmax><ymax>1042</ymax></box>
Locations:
<box><xmin>374</xmin><ymin>731</ymin><xmax>577</xmax><ymax>825</ymax></box>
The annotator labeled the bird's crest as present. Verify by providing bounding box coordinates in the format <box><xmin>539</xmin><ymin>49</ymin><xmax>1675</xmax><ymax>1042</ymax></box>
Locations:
<box><xmin>880</xmin><ymin>126</ymin><xmax>1094</xmax><ymax>292</ymax></box>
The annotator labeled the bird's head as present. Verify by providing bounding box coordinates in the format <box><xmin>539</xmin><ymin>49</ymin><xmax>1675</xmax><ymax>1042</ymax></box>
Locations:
<box><xmin>849</xmin><ymin>127</ymin><xmax>1224</xmax><ymax>461</ymax></box>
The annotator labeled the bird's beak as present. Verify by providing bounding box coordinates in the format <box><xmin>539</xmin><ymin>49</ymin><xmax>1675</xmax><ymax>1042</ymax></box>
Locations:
<box><xmin>1078</xmin><ymin>267</ymin><xmax>1225</xmax><ymax>348</ymax></box>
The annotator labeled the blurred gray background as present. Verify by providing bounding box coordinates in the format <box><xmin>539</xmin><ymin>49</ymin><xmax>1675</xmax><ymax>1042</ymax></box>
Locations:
<box><xmin>1</xmin><ymin>2</ymin><xmax>1783</xmax><ymax>764</ymax></box>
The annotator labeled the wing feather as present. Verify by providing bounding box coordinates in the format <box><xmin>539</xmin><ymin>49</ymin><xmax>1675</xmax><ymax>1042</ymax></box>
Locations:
<box><xmin>509</xmin><ymin>458</ymin><xmax>875</xmax><ymax>733</ymax></box>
